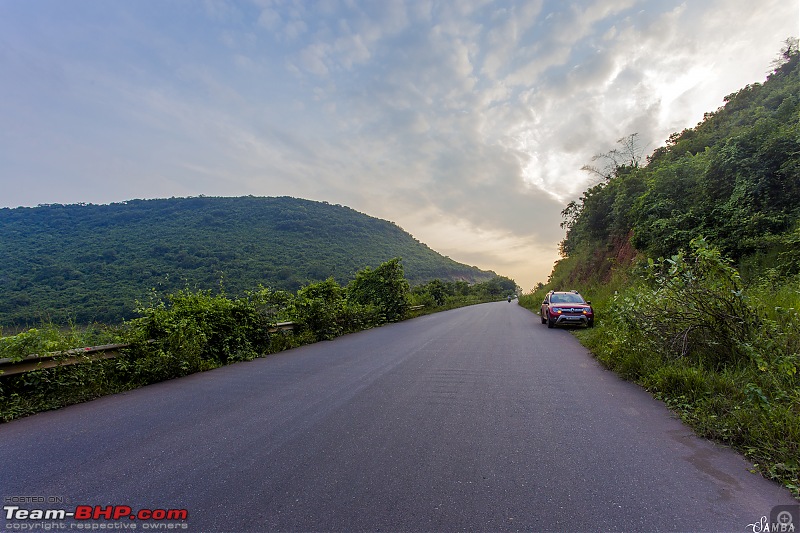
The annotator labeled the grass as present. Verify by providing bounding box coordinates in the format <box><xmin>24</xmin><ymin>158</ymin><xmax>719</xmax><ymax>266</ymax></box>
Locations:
<box><xmin>0</xmin><ymin>291</ymin><xmax>505</xmax><ymax>423</ymax></box>
<box><xmin>519</xmin><ymin>261</ymin><xmax>799</xmax><ymax>498</ymax></box>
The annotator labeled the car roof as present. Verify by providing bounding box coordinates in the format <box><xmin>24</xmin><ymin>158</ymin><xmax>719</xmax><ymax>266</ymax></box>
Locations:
<box><xmin>547</xmin><ymin>291</ymin><xmax>587</xmax><ymax>303</ymax></box>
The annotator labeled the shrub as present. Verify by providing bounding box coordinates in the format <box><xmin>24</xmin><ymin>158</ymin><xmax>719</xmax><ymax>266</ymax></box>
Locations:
<box><xmin>347</xmin><ymin>258</ymin><xmax>409</xmax><ymax>322</ymax></box>
<box><xmin>1</xmin><ymin>262</ymin><xmax>508</xmax><ymax>423</ymax></box>
<box><xmin>131</xmin><ymin>288</ymin><xmax>273</xmax><ymax>366</ymax></box>
<box><xmin>292</xmin><ymin>278</ymin><xmax>349</xmax><ymax>341</ymax></box>
<box><xmin>611</xmin><ymin>237</ymin><xmax>759</xmax><ymax>366</ymax></box>
<box><xmin>0</xmin><ymin>323</ymin><xmax>118</xmax><ymax>363</ymax></box>
<box><xmin>565</xmin><ymin>237</ymin><xmax>799</xmax><ymax>495</ymax></box>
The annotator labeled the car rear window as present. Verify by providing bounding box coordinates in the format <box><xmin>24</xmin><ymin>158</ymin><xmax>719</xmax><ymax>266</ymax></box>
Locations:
<box><xmin>552</xmin><ymin>293</ymin><xmax>585</xmax><ymax>304</ymax></box>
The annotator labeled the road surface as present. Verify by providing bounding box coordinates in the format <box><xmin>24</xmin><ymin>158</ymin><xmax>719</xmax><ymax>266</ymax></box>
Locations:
<box><xmin>1</xmin><ymin>301</ymin><xmax>796</xmax><ymax>531</ymax></box>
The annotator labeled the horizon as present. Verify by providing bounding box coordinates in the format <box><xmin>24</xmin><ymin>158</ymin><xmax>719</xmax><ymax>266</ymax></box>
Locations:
<box><xmin>0</xmin><ymin>194</ymin><xmax>501</xmax><ymax>278</ymax></box>
<box><xmin>1</xmin><ymin>0</ymin><xmax>797</xmax><ymax>289</ymax></box>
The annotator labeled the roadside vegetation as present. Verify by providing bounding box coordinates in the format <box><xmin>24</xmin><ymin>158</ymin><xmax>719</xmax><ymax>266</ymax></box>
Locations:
<box><xmin>0</xmin><ymin>258</ymin><xmax>516</xmax><ymax>422</ymax></box>
<box><xmin>0</xmin><ymin>196</ymin><xmax>495</xmax><ymax>326</ymax></box>
<box><xmin>520</xmin><ymin>41</ymin><xmax>800</xmax><ymax>497</ymax></box>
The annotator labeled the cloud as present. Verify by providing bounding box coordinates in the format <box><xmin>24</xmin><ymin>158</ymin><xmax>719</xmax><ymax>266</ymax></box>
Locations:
<box><xmin>256</xmin><ymin>8</ymin><xmax>281</xmax><ymax>31</ymax></box>
<box><xmin>0</xmin><ymin>0</ymin><xmax>796</xmax><ymax>290</ymax></box>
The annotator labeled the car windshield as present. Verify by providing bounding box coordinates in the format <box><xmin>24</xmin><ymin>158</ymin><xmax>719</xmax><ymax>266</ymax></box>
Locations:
<box><xmin>551</xmin><ymin>293</ymin><xmax>585</xmax><ymax>304</ymax></box>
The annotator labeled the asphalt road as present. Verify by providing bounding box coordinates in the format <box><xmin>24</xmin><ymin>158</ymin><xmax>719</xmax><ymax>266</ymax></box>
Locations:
<box><xmin>1</xmin><ymin>301</ymin><xmax>796</xmax><ymax>532</ymax></box>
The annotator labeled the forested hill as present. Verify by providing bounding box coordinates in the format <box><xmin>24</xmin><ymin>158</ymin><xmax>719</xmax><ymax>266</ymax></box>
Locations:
<box><xmin>558</xmin><ymin>43</ymin><xmax>799</xmax><ymax>281</ymax></box>
<box><xmin>0</xmin><ymin>196</ymin><xmax>495</xmax><ymax>326</ymax></box>
<box><xmin>527</xmin><ymin>44</ymin><xmax>800</xmax><ymax>496</ymax></box>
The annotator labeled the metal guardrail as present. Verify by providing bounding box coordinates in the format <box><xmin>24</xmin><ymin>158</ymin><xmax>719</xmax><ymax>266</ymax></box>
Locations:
<box><xmin>269</xmin><ymin>321</ymin><xmax>297</xmax><ymax>332</ymax></box>
<box><xmin>0</xmin><ymin>322</ymin><xmax>298</xmax><ymax>378</ymax></box>
<box><xmin>0</xmin><ymin>343</ymin><xmax>130</xmax><ymax>377</ymax></box>
<box><xmin>0</xmin><ymin>307</ymin><xmax>437</xmax><ymax>377</ymax></box>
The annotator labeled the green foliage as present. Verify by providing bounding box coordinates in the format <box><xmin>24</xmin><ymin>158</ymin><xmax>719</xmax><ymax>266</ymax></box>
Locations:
<box><xmin>0</xmin><ymin>323</ymin><xmax>133</xmax><ymax>420</ymax></box>
<box><xmin>3</xmin><ymin>258</ymin><xmax>499</xmax><ymax>421</ymax></box>
<box><xmin>347</xmin><ymin>258</ymin><xmax>409</xmax><ymax>322</ymax></box>
<box><xmin>410</xmin><ymin>275</ymin><xmax>518</xmax><ymax>315</ymax></box>
<box><xmin>0</xmin><ymin>196</ymin><xmax>495</xmax><ymax>327</ymax></box>
<box><xmin>613</xmin><ymin>238</ymin><xmax>759</xmax><ymax>366</ymax></box>
<box><xmin>474</xmin><ymin>275</ymin><xmax>518</xmax><ymax>298</ymax></box>
<box><xmin>560</xmin><ymin>46</ymin><xmax>800</xmax><ymax>267</ymax></box>
<box><xmin>530</xmin><ymin>43</ymin><xmax>800</xmax><ymax>496</ymax></box>
<box><xmin>131</xmin><ymin>288</ymin><xmax>274</xmax><ymax>368</ymax></box>
<box><xmin>419</xmin><ymin>278</ymin><xmax>448</xmax><ymax>306</ymax></box>
<box><xmin>0</xmin><ymin>324</ymin><xmax>119</xmax><ymax>363</ymax></box>
<box><xmin>292</xmin><ymin>278</ymin><xmax>350</xmax><ymax>341</ymax></box>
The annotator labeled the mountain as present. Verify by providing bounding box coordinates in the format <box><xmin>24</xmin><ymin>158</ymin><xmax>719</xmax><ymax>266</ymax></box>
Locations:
<box><xmin>0</xmin><ymin>196</ymin><xmax>495</xmax><ymax>326</ymax></box>
<box><xmin>519</xmin><ymin>45</ymin><xmax>800</xmax><ymax>496</ymax></box>
<box><xmin>557</xmin><ymin>45</ymin><xmax>799</xmax><ymax>282</ymax></box>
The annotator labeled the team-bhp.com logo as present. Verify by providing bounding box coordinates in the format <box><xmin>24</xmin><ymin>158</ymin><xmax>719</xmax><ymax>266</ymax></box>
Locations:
<box><xmin>747</xmin><ymin>505</ymin><xmax>800</xmax><ymax>533</ymax></box>
<box><xmin>4</xmin><ymin>504</ymin><xmax>188</xmax><ymax>529</ymax></box>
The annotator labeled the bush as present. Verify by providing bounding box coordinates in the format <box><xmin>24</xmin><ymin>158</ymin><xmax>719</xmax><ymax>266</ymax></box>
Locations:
<box><xmin>131</xmin><ymin>288</ymin><xmax>273</xmax><ymax>366</ymax></box>
<box><xmin>347</xmin><ymin>258</ymin><xmax>409</xmax><ymax>322</ymax></box>
<box><xmin>0</xmin><ymin>323</ymin><xmax>118</xmax><ymax>363</ymax></box>
<box><xmin>611</xmin><ymin>237</ymin><xmax>759</xmax><ymax>366</ymax></box>
<box><xmin>1</xmin><ymin>260</ymin><xmax>504</xmax><ymax>422</ymax></box>
<box><xmin>292</xmin><ymin>278</ymin><xmax>349</xmax><ymax>341</ymax></box>
<box><xmin>0</xmin><ymin>323</ymin><xmax>129</xmax><ymax>421</ymax></box>
<box><xmin>564</xmin><ymin>237</ymin><xmax>799</xmax><ymax>496</ymax></box>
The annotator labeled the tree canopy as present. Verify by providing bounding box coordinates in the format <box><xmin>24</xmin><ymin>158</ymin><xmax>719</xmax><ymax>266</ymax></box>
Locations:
<box><xmin>558</xmin><ymin>42</ymin><xmax>800</xmax><ymax>279</ymax></box>
<box><xmin>0</xmin><ymin>196</ymin><xmax>495</xmax><ymax>326</ymax></box>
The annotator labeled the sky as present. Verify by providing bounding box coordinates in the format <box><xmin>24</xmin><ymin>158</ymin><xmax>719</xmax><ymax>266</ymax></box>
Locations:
<box><xmin>1</xmin><ymin>1</ymin><xmax>797</xmax><ymax>290</ymax></box>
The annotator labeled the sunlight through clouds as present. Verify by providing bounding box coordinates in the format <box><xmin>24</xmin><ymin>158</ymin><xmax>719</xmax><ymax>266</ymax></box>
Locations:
<box><xmin>0</xmin><ymin>0</ymin><xmax>796</xmax><ymax>288</ymax></box>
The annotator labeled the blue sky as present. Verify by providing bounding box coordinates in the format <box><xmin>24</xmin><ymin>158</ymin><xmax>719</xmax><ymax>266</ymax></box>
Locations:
<box><xmin>1</xmin><ymin>0</ymin><xmax>797</xmax><ymax>289</ymax></box>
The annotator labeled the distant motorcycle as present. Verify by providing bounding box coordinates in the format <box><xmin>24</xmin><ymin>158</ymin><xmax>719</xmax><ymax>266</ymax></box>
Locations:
<box><xmin>507</xmin><ymin>296</ymin><xmax>512</xmax><ymax>302</ymax></box>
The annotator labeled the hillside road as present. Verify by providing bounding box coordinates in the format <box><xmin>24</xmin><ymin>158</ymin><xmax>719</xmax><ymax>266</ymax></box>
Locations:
<box><xmin>1</xmin><ymin>301</ymin><xmax>796</xmax><ymax>531</ymax></box>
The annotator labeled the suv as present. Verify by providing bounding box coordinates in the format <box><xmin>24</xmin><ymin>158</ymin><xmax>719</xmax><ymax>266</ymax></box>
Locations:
<box><xmin>540</xmin><ymin>290</ymin><xmax>594</xmax><ymax>328</ymax></box>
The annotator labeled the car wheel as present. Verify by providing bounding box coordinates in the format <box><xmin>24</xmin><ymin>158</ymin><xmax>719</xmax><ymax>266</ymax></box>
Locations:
<box><xmin>547</xmin><ymin>315</ymin><xmax>555</xmax><ymax>328</ymax></box>
<box><xmin>587</xmin><ymin>319</ymin><xmax>594</xmax><ymax>328</ymax></box>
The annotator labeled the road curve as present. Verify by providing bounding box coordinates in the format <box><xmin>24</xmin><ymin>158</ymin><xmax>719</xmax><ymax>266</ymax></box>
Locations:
<box><xmin>1</xmin><ymin>301</ymin><xmax>795</xmax><ymax>532</ymax></box>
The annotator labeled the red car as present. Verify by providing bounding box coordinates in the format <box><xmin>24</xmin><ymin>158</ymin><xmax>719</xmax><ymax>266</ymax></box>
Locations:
<box><xmin>540</xmin><ymin>290</ymin><xmax>594</xmax><ymax>328</ymax></box>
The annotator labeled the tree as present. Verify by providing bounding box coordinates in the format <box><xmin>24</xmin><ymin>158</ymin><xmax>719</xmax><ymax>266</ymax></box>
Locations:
<box><xmin>293</xmin><ymin>278</ymin><xmax>346</xmax><ymax>340</ymax></box>
<box><xmin>424</xmin><ymin>279</ymin><xmax>448</xmax><ymax>306</ymax></box>
<box><xmin>581</xmin><ymin>133</ymin><xmax>644</xmax><ymax>182</ymax></box>
<box><xmin>347</xmin><ymin>258</ymin><xmax>409</xmax><ymax>322</ymax></box>
<box><xmin>770</xmin><ymin>37</ymin><xmax>799</xmax><ymax>73</ymax></box>
<box><xmin>474</xmin><ymin>276</ymin><xmax>517</xmax><ymax>298</ymax></box>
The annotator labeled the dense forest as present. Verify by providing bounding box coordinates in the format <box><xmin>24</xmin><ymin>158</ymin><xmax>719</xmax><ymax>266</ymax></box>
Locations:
<box><xmin>0</xmin><ymin>256</ymin><xmax>518</xmax><ymax>421</ymax></box>
<box><xmin>0</xmin><ymin>196</ymin><xmax>494</xmax><ymax>326</ymax></box>
<box><xmin>558</xmin><ymin>42</ymin><xmax>799</xmax><ymax>277</ymax></box>
<box><xmin>521</xmin><ymin>41</ymin><xmax>799</xmax><ymax>496</ymax></box>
